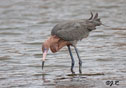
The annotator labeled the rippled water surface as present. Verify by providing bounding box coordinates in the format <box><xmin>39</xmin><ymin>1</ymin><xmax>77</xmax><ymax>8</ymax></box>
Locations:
<box><xmin>0</xmin><ymin>0</ymin><xmax>126</xmax><ymax>88</ymax></box>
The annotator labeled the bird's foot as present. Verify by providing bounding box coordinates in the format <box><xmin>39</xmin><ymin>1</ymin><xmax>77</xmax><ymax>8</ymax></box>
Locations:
<box><xmin>72</xmin><ymin>71</ymin><xmax>75</xmax><ymax>74</ymax></box>
<box><xmin>71</xmin><ymin>69</ymin><xmax>75</xmax><ymax>74</ymax></box>
<box><xmin>79</xmin><ymin>69</ymin><xmax>82</xmax><ymax>74</ymax></box>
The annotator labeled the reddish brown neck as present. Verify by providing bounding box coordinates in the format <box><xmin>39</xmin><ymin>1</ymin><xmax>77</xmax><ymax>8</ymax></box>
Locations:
<box><xmin>43</xmin><ymin>35</ymin><xmax>71</xmax><ymax>53</ymax></box>
<box><xmin>42</xmin><ymin>36</ymin><xmax>60</xmax><ymax>52</ymax></box>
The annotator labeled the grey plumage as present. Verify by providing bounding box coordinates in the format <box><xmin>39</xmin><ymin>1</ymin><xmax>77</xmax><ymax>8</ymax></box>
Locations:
<box><xmin>42</xmin><ymin>13</ymin><xmax>102</xmax><ymax>73</ymax></box>
<box><xmin>51</xmin><ymin>13</ymin><xmax>102</xmax><ymax>44</ymax></box>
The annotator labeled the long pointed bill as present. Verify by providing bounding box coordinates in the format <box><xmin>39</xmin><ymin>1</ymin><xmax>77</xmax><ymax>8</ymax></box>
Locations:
<box><xmin>42</xmin><ymin>51</ymin><xmax>47</xmax><ymax>70</ymax></box>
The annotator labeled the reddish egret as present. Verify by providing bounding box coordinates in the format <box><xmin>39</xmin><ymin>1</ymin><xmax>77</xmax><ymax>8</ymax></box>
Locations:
<box><xmin>42</xmin><ymin>12</ymin><xmax>102</xmax><ymax>74</ymax></box>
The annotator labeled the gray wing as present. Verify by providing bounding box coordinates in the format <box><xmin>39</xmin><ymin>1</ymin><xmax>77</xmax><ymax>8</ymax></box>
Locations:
<box><xmin>51</xmin><ymin>21</ymin><xmax>89</xmax><ymax>41</ymax></box>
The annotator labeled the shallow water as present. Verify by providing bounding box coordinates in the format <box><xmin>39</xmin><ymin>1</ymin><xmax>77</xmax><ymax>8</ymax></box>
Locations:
<box><xmin>0</xmin><ymin>0</ymin><xmax>126</xmax><ymax>88</ymax></box>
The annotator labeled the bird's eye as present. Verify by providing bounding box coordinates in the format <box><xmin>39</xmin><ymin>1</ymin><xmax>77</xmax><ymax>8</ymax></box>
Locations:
<box><xmin>44</xmin><ymin>48</ymin><xmax>47</xmax><ymax>51</ymax></box>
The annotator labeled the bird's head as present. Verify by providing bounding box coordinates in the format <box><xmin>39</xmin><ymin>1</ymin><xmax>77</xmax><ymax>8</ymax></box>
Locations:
<box><xmin>41</xmin><ymin>36</ymin><xmax>59</xmax><ymax>70</ymax></box>
<box><xmin>88</xmin><ymin>12</ymin><xmax>102</xmax><ymax>26</ymax></box>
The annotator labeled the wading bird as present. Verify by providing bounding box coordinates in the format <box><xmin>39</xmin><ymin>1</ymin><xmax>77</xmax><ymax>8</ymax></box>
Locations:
<box><xmin>42</xmin><ymin>12</ymin><xmax>102</xmax><ymax>74</ymax></box>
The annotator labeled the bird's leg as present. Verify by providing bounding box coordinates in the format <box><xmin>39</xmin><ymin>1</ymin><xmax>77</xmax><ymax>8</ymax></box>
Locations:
<box><xmin>74</xmin><ymin>46</ymin><xmax>82</xmax><ymax>74</ymax></box>
<box><xmin>67</xmin><ymin>45</ymin><xmax>75</xmax><ymax>74</ymax></box>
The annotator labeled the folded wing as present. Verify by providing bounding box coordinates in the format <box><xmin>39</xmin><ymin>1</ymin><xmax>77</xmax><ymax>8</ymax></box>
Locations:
<box><xmin>51</xmin><ymin>21</ymin><xmax>89</xmax><ymax>41</ymax></box>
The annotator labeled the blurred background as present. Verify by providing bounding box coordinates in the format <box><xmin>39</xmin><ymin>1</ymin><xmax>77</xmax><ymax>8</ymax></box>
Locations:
<box><xmin>0</xmin><ymin>0</ymin><xmax>126</xmax><ymax>88</ymax></box>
